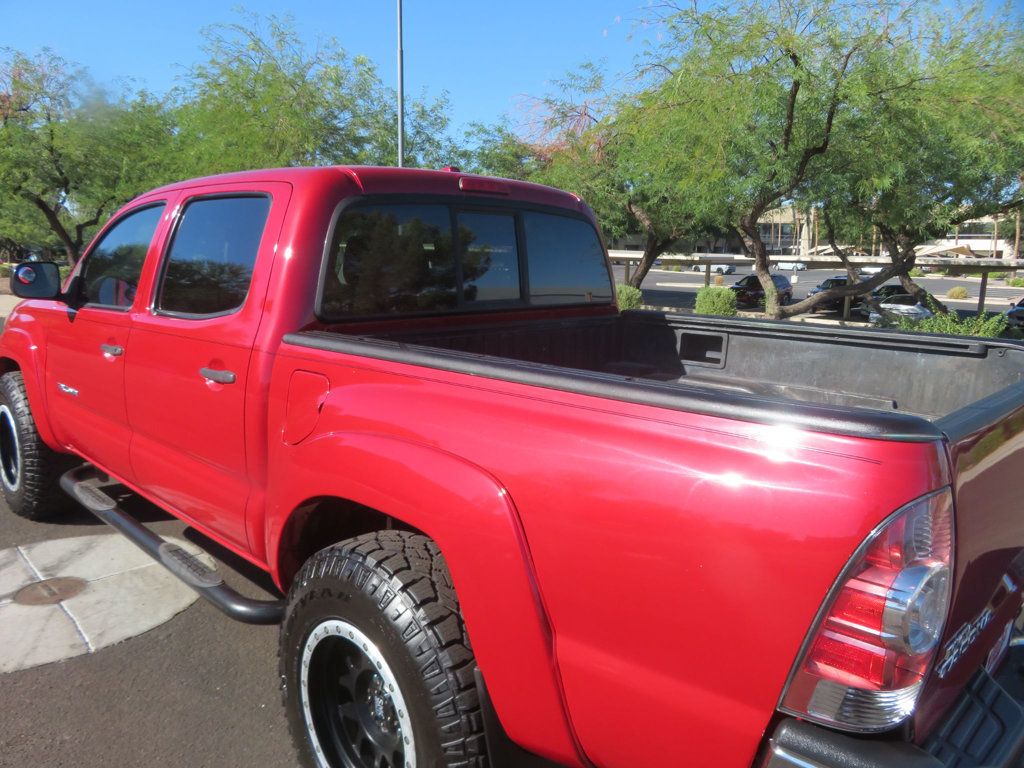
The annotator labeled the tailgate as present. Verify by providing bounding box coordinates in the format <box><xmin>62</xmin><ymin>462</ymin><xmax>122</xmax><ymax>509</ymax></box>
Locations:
<box><xmin>916</xmin><ymin>389</ymin><xmax>1024</xmax><ymax>743</ymax></box>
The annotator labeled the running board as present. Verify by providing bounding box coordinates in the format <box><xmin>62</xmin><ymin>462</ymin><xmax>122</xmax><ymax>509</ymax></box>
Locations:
<box><xmin>60</xmin><ymin>465</ymin><xmax>285</xmax><ymax>625</ymax></box>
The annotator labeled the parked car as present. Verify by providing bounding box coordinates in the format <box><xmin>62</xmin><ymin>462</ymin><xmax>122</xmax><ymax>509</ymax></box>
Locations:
<box><xmin>730</xmin><ymin>272</ymin><xmax>793</xmax><ymax>306</ymax></box>
<box><xmin>869</xmin><ymin>293</ymin><xmax>934</xmax><ymax>323</ymax></box>
<box><xmin>690</xmin><ymin>263</ymin><xmax>736</xmax><ymax>274</ymax></box>
<box><xmin>1005</xmin><ymin>297</ymin><xmax>1024</xmax><ymax>328</ymax></box>
<box><xmin>774</xmin><ymin>261</ymin><xmax>807</xmax><ymax>271</ymax></box>
<box><xmin>856</xmin><ymin>284</ymin><xmax>909</xmax><ymax>317</ymax></box>
<box><xmin>4</xmin><ymin>166</ymin><xmax>1024</xmax><ymax>768</ymax></box>
<box><xmin>806</xmin><ymin>275</ymin><xmax>849</xmax><ymax>312</ymax></box>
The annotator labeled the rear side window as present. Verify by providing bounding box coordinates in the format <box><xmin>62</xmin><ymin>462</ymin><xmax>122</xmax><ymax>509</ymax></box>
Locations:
<box><xmin>80</xmin><ymin>204</ymin><xmax>165</xmax><ymax>308</ymax></box>
<box><xmin>524</xmin><ymin>212</ymin><xmax>611</xmax><ymax>305</ymax></box>
<box><xmin>156</xmin><ymin>196</ymin><xmax>270</xmax><ymax>317</ymax></box>
<box><xmin>321</xmin><ymin>204</ymin><xmax>456</xmax><ymax>317</ymax></box>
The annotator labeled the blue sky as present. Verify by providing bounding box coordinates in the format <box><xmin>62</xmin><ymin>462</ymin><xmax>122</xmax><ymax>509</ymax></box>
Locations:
<box><xmin>1</xmin><ymin>1</ymin><xmax>660</xmax><ymax>134</ymax></box>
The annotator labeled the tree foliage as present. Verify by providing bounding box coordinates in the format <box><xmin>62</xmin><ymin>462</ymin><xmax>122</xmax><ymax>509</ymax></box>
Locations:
<box><xmin>530</xmin><ymin>0</ymin><xmax>1022</xmax><ymax>316</ymax></box>
<box><xmin>456</xmin><ymin>122</ymin><xmax>541</xmax><ymax>180</ymax></box>
<box><xmin>0</xmin><ymin>49</ymin><xmax>173</xmax><ymax>262</ymax></box>
<box><xmin>530</xmin><ymin>63</ymin><xmax>729</xmax><ymax>288</ymax></box>
<box><xmin>0</xmin><ymin>12</ymin><xmax>466</xmax><ymax>260</ymax></box>
<box><xmin>172</xmin><ymin>13</ymin><xmax>461</xmax><ymax>175</ymax></box>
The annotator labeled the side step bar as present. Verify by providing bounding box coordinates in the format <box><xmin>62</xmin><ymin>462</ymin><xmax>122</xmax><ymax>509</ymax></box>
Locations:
<box><xmin>60</xmin><ymin>465</ymin><xmax>285</xmax><ymax>625</ymax></box>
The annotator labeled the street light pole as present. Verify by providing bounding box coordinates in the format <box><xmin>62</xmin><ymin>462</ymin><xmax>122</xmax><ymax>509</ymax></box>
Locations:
<box><xmin>396</xmin><ymin>0</ymin><xmax>405</xmax><ymax>168</ymax></box>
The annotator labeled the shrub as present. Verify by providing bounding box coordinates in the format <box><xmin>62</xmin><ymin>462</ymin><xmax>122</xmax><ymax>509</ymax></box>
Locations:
<box><xmin>0</xmin><ymin>263</ymin><xmax>11</xmax><ymax>278</ymax></box>
<box><xmin>695</xmin><ymin>286</ymin><xmax>737</xmax><ymax>316</ymax></box>
<box><xmin>909</xmin><ymin>267</ymin><xmax>925</xmax><ymax>277</ymax></box>
<box><xmin>946</xmin><ymin>286</ymin><xmax>969</xmax><ymax>299</ymax></box>
<box><xmin>616</xmin><ymin>283</ymin><xmax>643</xmax><ymax>310</ymax></box>
<box><xmin>1008</xmin><ymin>277</ymin><xmax>1024</xmax><ymax>288</ymax></box>
<box><xmin>989</xmin><ymin>272</ymin><xmax>1008</xmax><ymax>280</ymax></box>
<box><xmin>896</xmin><ymin>311</ymin><xmax>1007</xmax><ymax>338</ymax></box>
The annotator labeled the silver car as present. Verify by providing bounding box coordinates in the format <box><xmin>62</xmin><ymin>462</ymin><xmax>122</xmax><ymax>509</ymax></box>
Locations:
<box><xmin>869</xmin><ymin>294</ymin><xmax>933</xmax><ymax>324</ymax></box>
<box><xmin>690</xmin><ymin>263</ymin><xmax>736</xmax><ymax>274</ymax></box>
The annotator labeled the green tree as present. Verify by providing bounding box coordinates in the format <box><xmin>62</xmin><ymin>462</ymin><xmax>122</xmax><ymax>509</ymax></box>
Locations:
<box><xmin>631</xmin><ymin>0</ymin><xmax>1022</xmax><ymax>318</ymax></box>
<box><xmin>173</xmin><ymin>12</ymin><xmax>462</xmax><ymax>174</ymax></box>
<box><xmin>794</xmin><ymin>5</ymin><xmax>1024</xmax><ymax>315</ymax></box>
<box><xmin>457</xmin><ymin>121</ymin><xmax>540</xmax><ymax>180</ymax></box>
<box><xmin>531</xmin><ymin>64</ymin><xmax>724</xmax><ymax>288</ymax></box>
<box><xmin>0</xmin><ymin>49</ymin><xmax>173</xmax><ymax>263</ymax></box>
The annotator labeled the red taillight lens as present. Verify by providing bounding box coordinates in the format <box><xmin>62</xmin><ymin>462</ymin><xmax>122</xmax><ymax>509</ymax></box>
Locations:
<box><xmin>780</xmin><ymin>489</ymin><xmax>954</xmax><ymax>731</ymax></box>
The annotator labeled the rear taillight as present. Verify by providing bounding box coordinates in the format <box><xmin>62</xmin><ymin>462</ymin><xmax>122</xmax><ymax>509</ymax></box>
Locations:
<box><xmin>780</xmin><ymin>488</ymin><xmax>954</xmax><ymax>731</ymax></box>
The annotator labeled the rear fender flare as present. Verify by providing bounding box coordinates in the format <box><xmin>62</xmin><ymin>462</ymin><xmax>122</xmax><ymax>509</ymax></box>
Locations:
<box><xmin>267</xmin><ymin>432</ymin><xmax>582</xmax><ymax>766</ymax></box>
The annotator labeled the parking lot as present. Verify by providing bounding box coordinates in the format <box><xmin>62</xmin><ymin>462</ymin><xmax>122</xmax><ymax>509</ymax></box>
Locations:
<box><xmin>616</xmin><ymin>264</ymin><xmax>1024</xmax><ymax>316</ymax></box>
<box><xmin>0</xmin><ymin>495</ymin><xmax>296</xmax><ymax>767</ymax></box>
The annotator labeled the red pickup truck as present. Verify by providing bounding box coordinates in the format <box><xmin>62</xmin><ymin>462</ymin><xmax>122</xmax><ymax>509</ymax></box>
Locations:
<box><xmin>3</xmin><ymin>166</ymin><xmax>1024</xmax><ymax>768</ymax></box>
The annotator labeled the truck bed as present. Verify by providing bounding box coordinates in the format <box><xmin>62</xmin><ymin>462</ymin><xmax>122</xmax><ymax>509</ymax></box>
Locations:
<box><xmin>295</xmin><ymin>310</ymin><xmax>1024</xmax><ymax>441</ymax></box>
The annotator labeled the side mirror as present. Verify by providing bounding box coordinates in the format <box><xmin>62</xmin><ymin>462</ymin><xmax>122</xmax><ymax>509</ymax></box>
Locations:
<box><xmin>10</xmin><ymin>261</ymin><xmax>62</xmax><ymax>300</ymax></box>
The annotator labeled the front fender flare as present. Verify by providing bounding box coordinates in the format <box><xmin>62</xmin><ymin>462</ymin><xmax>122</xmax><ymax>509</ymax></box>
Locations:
<box><xmin>266</xmin><ymin>432</ymin><xmax>583</xmax><ymax>767</ymax></box>
<box><xmin>0</xmin><ymin>323</ymin><xmax>60</xmax><ymax>450</ymax></box>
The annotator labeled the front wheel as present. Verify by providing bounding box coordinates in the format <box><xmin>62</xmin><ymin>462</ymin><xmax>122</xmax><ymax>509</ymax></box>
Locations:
<box><xmin>0</xmin><ymin>370</ymin><xmax>74</xmax><ymax>520</ymax></box>
<box><xmin>280</xmin><ymin>531</ymin><xmax>488</xmax><ymax>768</ymax></box>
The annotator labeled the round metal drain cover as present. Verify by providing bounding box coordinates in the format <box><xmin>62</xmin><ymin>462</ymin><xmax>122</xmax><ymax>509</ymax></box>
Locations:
<box><xmin>14</xmin><ymin>577</ymin><xmax>88</xmax><ymax>606</ymax></box>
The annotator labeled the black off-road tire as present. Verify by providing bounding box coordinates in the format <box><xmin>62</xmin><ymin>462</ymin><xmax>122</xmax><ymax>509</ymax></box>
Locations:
<box><xmin>280</xmin><ymin>531</ymin><xmax>488</xmax><ymax>768</ymax></box>
<box><xmin>0</xmin><ymin>370</ymin><xmax>74</xmax><ymax>520</ymax></box>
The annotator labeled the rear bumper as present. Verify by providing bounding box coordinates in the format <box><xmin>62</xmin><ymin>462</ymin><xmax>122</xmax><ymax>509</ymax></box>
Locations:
<box><xmin>763</xmin><ymin>647</ymin><xmax>1024</xmax><ymax>768</ymax></box>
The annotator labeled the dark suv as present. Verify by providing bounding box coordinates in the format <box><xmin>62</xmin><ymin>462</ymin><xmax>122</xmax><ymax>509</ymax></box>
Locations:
<box><xmin>806</xmin><ymin>276</ymin><xmax>850</xmax><ymax>312</ymax></box>
<box><xmin>730</xmin><ymin>274</ymin><xmax>793</xmax><ymax>307</ymax></box>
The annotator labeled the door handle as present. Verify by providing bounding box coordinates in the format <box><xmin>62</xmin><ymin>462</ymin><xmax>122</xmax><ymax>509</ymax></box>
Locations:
<box><xmin>100</xmin><ymin>344</ymin><xmax>124</xmax><ymax>357</ymax></box>
<box><xmin>199</xmin><ymin>368</ymin><xmax>236</xmax><ymax>385</ymax></box>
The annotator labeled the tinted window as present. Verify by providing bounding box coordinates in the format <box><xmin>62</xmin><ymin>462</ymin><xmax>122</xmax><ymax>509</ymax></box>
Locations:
<box><xmin>157</xmin><ymin>196</ymin><xmax>270</xmax><ymax>316</ymax></box>
<box><xmin>524</xmin><ymin>212</ymin><xmax>611</xmax><ymax>305</ymax></box>
<box><xmin>80</xmin><ymin>204</ymin><xmax>164</xmax><ymax>308</ymax></box>
<box><xmin>458</xmin><ymin>212</ymin><xmax>520</xmax><ymax>303</ymax></box>
<box><xmin>321</xmin><ymin>205</ymin><xmax>456</xmax><ymax>317</ymax></box>
<box><xmin>886</xmin><ymin>295</ymin><xmax>919</xmax><ymax>306</ymax></box>
<box><xmin>738</xmin><ymin>275</ymin><xmax>758</xmax><ymax>287</ymax></box>
<box><xmin>772</xmin><ymin>276</ymin><xmax>791</xmax><ymax>289</ymax></box>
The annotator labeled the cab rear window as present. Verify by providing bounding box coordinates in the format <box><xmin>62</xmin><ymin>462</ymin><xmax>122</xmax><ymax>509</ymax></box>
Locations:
<box><xmin>319</xmin><ymin>201</ymin><xmax>611</xmax><ymax>320</ymax></box>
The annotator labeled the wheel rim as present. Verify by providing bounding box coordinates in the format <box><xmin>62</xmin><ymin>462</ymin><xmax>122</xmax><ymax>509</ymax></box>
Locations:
<box><xmin>0</xmin><ymin>404</ymin><xmax>21</xmax><ymax>493</ymax></box>
<box><xmin>300</xmin><ymin>619</ymin><xmax>415</xmax><ymax>768</ymax></box>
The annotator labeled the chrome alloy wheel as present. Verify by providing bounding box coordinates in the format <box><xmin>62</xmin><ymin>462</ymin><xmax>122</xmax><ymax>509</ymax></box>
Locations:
<box><xmin>300</xmin><ymin>619</ymin><xmax>416</xmax><ymax>768</ymax></box>
<box><xmin>0</xmin><ymin>404</ymin><xmax>22</xmax><ymax>493</ymax></box>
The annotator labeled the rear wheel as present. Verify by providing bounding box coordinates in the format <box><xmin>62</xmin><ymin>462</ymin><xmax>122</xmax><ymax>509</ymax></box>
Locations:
<box><xmin>0</xmin><ymin>371</ymin><xmax>74</xmax><ymax>520</ymax></box>
<box><xmin>280</xmin><ymin>531</ymin><xmax>488</xmax><ymax>768</ymax></box>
